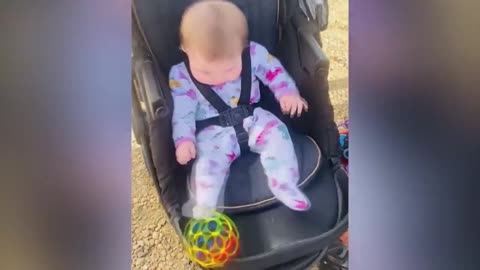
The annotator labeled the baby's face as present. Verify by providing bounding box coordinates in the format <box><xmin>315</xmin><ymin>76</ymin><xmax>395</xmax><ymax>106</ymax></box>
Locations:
<box><xmin>185</xmin><ymin>49</ymin><xmax>242</xmax><ymax>86</ymax></box>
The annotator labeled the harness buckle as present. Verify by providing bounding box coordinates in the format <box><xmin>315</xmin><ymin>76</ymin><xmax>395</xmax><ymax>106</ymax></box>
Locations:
<box><xmin>218</xmin><ymin>105</ymin><xmax>252</xmax><ymax>127</ymax></box>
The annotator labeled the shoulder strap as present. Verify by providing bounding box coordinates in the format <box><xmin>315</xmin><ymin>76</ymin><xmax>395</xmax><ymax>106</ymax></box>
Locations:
<box><xmin>183</xmin><ymin>55</ymin><xmax>230</xmax><ymax>113</ymax></box>
<box><xmin>183</xmin><ymin>46</ymin><xmax>252</xmax><ymax>112</ymax></box>
<box><xmin>238</xmin><ymin>46</ymin><xmax>252</xmax><ymax>106</ymax></box>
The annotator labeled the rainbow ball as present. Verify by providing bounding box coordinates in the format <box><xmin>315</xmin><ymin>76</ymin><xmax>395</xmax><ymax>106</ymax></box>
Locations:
<box><xmin>183</xmin><ymin>211</ymin><xmax>240</xmax><ymax>268</ymax></box>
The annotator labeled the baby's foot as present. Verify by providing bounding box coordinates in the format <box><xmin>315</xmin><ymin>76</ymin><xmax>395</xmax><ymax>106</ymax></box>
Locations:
<box><xmin>269</xmin><ymin>179</ymin><xmax>311</xmax><ymax>211</ymax></box>
<box><xmin>192</xmin><ymin>205</ymin><xmax>216</xmax><ymax>219</ymax></box>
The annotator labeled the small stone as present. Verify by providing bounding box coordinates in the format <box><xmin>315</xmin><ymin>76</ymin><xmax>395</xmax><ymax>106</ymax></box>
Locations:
<box><xmin>142</xmin><ymin>230</ymin><xmax>150</xmax><ymax>238</ymax></box>
<box><xmin>137</xmin><ymin>240</ymin><xmax>144</xmax><ymax>247</ymax></box>
<box><xmin>137</xmin><ymin>250</ymin><xmax>146</xmax><ymax>258</ymax></box>
<box><xmin>136</xmin><ymin>258</ymin><xmax>144</xmax><ymax>265</ymax></box>
<box><xmin>160</xmin><ymin>219</ymin><xmax>167</xmax><ymax>226</ymax></box>
<box><xmin>141</xmin><ymin>265</ymin><xmax>149</xmax><ymax>270</ymax></box>
<box><xmin>154</xmin><ymin>239</ymin><xmax>160</xmax><ymax>245</ymax></box>
<box><xmin>152</xmin><ymin>232</ymin><xmax>159</xmax><ymax>239</ymax></box>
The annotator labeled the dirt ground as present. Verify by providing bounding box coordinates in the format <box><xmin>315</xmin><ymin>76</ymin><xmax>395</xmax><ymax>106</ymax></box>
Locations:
<box><xmin>131</xmin><ymin>1</ymin><xmax>348</xmax><ymax>270</ymax></box>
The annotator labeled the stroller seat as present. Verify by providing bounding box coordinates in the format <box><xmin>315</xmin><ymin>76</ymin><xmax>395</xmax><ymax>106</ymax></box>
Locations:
<box><xmin>132</xmin><ymin>0</ymin><xmax>348</xmax><ymax>269</ymax></box>
<box><xmin>197</xmin><ymin>134</ymin><xmax>322</xmax><ymax>212</ymax></box>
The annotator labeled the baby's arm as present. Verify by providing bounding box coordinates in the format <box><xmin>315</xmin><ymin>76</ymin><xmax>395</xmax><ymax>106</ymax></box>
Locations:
<box><xmin>252</xmin><ymin>42</ymin><xmax>308</xmax><ymax>117</ymax></box>
<box><xmin>169</xmin><ymin>66</ymin><xmax>198</xmax><ymax>148</ymax></box>
<box><xmin>251</xmin><ymin>42</ymin><xmax>299</xmax><ymax>100</ymax></box>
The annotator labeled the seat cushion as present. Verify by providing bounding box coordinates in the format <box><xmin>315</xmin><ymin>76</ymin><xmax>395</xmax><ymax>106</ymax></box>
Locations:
<box><xmin>187</xmin><ymin>133</ymin><xmax>321</xmax><ymax>213</ymax></box>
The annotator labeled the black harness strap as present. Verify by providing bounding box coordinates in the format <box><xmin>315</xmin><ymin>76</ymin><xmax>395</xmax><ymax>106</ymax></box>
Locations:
<box><xmin>186</xmin><ymin>75</ymin><xmax>231</xmax><ymax>113</ymax></box>
<box><xmin>232</xmin><ymin>47</ymin><xmax>253</xmax><ymax>153</ymax></box>
<box><xmin>184</xmin><ymin>46</ymin><xmax>256</xmax><ymax>154</ymax></box>
<box><xmin>238</xmin><ymin>47</ymin><xmax>252</xmax><ymax>106</ymax></box>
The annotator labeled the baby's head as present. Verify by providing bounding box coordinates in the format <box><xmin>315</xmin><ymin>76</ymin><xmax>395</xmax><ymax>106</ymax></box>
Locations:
<box><xmin>180</xmin><ymin>0</ymin><xmax>248</xmax><ymax>85</ymax></box>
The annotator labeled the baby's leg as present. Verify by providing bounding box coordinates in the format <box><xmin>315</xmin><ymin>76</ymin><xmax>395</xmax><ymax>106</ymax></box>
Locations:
<box><xmin>248</xmin><ymin>109</ymin><xmax>311</xmax><ymax>211</ymax></box>
<box><xmin>191</xmin><ymin>126</ymin><xmax>240</xmax><ymax>218</ymax></box>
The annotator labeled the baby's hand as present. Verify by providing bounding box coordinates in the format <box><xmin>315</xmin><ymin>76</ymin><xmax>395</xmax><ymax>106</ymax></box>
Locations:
<box><xmin>176</xmin><ymin>140</ymin><xmax>196</xmax><ymax>165</ymax></box>
<box><xmin>279</xmin><ymin>94</ymin><xmax>309</xmax><ymax>118</ymax></box>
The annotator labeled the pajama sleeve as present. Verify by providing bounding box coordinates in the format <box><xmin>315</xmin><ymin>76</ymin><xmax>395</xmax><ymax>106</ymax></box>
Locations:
<box><xmin>169</xmin><ymin>65</ymin><xmax>198</xmax><ymax>148</ymax></box>
<box><xmin>251</xmin><ymin>41</ymin><xmax>300</xmax><ymax>101</ymax></box>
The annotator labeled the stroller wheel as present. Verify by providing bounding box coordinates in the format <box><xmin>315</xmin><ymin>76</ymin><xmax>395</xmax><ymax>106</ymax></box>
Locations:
<box><xmin>318</xmin><ymin>240</ymin><xmax>348</xmax><ymax>270</ymax></box>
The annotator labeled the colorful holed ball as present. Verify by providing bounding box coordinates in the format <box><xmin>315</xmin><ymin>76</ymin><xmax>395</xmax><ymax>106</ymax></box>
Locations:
<box><xmin>183</xmin><ymin>211</ymin><xmax>240</xmax><ymax>268</ymax></box>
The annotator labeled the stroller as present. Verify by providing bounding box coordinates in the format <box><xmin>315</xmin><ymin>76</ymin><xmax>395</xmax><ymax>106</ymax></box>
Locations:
<box><xmin>132</xmin><ymin>0</ymin><xmax>348</xmax><ymax>269</ymax></box>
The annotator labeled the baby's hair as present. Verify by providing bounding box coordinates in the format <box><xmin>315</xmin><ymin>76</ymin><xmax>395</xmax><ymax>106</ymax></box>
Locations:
<box><xmin>180</xmin><ymin>0</ymin><xmax>248</xmax><ymax>60</ymax></box>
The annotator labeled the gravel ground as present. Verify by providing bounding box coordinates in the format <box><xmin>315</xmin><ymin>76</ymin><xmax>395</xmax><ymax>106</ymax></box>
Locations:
<box><xmin>131</xmin><ymin>1</ymin><xmax>348</xmax><ymax>269</ymax></box>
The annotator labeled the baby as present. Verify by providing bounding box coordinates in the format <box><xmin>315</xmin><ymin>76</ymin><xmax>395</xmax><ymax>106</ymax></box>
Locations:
<box><xmin>169</xmin><ymin>0</ymin><xmax>312</xmax><ymax>218</ymax></box>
